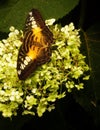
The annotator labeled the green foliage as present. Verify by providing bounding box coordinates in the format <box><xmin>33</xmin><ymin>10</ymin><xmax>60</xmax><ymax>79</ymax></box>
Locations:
<box><xmin>0</xmin><ymin>0</ymin><xmax>79</xmax><ymax>32</ymax></box>
<box><xmin>74</xmin><ymin>23</ymin><xmax>100</xmax><ymax>126</ymax></box>
<box><xmin>0</xmin><ymin>20</ymin><xmax>90</xmax><ymax>117</ymax></box>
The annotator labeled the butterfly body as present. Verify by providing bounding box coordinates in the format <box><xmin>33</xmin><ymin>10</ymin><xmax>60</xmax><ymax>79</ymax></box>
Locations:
<box><xmin>17</xmin><ymin>9</ymin><xmax>53</xmax><ymax>80</ymax></box>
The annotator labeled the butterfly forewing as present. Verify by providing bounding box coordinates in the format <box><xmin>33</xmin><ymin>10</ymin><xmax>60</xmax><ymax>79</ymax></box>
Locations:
<box><xmin>24</xmin><ymin>9</ymin><xmax>45</xmax><ymax>32</ymax></box>
<box><xmin>17</xmin><ymin>8</ymin><xmax>53</xmax><ymax>80</ymax></box>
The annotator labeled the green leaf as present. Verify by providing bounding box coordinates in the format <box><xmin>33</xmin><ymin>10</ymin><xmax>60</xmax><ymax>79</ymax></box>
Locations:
<box><xmin>86</xmin><ymin>23</ymin><xmax>100</xmax><ymax>103</ymax></box>
<box><xmin>0</xmin><ymin>0</ymin><xmax>79</xmax><ymax>32</ymax></box>
<box><xmin>74</xmin><ymin>23</ymin><xmax>100</xmax><ymax>126</ymax></box>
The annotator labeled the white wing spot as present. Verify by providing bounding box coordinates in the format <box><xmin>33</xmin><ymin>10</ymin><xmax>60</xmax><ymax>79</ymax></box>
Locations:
<box><xmin>18</xmin><ymin>70</ymin><xmax>21</xmax><ymax>75</ymax></box>
<box><xmin>20</xmin><ymin>63</ymin><xmax>25</xmax><ymax>70</ymax></box>
<box><xmin>29</xmin><ymin>12</ymin><xmax>32</xmax><ymax>16</ymax></box>
<box><xmin>24</xmin><ymin>59</ymin><xmax>29</xmax><ymax>65</ymax></box>
<box><xmin>25</xmin><ymin>56</ymin><xmax>32</xmax><ymax>62</ymax></box>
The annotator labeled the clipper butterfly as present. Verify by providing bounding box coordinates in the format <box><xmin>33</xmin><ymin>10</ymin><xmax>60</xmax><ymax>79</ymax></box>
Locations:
<box><xmin>17</xmin><ymin>9</ymin><xmax>53</xmax><ymax>80</ymax></box>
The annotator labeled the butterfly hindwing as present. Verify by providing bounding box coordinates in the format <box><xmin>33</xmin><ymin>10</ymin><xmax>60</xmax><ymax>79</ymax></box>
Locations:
<box><xmin>17</xmin><ymin>8</ymin><xmax>53</xmax><ymax>80</ymax></box>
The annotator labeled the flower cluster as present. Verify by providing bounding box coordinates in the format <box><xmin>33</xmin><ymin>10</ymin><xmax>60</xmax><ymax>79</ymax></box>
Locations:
<box><xmin>0</xmin><ymin>19</ymin><xmax>90</xmax><ymax>117</ymax></box>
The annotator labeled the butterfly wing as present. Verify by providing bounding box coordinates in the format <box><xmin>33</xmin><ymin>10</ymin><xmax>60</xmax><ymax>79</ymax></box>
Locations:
<box><xmin>17</xmin><ymin>9</ymin><xmax>53</xmax><ymax>80</ymax></box>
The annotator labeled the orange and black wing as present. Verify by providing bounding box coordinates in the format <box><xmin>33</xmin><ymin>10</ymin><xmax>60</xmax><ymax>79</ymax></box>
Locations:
<box><xmin>17</xmin><ymin>9</ymin><xmax>53</xmax><ymax>80</ymax></box>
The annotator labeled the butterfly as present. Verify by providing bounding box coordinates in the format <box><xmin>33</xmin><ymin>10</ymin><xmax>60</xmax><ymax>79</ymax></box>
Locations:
<box><xmin>17</xmin><ymin>8</ymin><xmax>53</xmax><ymax>80</ymax></box>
